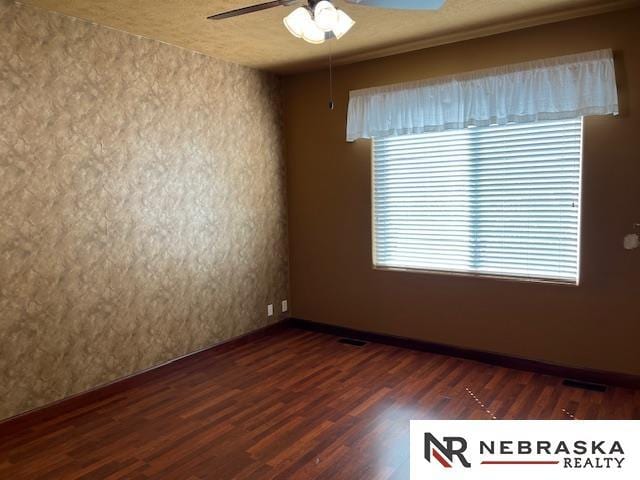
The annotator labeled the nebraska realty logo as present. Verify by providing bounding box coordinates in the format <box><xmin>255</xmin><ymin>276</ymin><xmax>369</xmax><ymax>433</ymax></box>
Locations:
<box><xmin>410</xmin><ymin>420</ymin><xmax>640</xmax><ymax>479</ymax></box>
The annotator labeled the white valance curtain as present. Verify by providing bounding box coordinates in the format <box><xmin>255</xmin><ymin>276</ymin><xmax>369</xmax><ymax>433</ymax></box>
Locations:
<box><xmin>346</xmin><ymin>49</ymin><xmax>618</xmax><ymax>141</ymax></box>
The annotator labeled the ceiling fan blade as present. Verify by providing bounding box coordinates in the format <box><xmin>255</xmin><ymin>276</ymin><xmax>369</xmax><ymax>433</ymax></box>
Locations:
<box><xmin>344</xmin><ymin>0</ymin><xmax>446</xmax><ymax>10</ymax></box>
<box><xmin>207</xmin><ymin>0</ymin><xmax>294</xmax><ymax>20</ymax></box>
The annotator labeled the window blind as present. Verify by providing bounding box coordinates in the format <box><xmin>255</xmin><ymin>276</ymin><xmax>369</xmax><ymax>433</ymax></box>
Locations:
<box><xmin>372</xmin><ymin>119</ymin><xmax>582</xmax><ymax>283</ymax></box>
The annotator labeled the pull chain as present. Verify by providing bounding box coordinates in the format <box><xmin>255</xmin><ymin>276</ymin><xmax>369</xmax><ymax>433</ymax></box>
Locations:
<box><xmin>328</xmin><ymin>43</ymin><xmax>334</xmax><ymax>110</ymax></box>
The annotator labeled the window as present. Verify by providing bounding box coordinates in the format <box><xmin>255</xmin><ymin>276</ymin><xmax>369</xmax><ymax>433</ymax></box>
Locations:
<box><xmin>372</xmin><ymin>119</ymin><xmax>582</xmax><ymax>284</ymax></box>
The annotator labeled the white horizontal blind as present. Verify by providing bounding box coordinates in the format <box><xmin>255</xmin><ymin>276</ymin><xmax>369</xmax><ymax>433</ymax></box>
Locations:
<box><xmin>372</xmin><ymin>119</ymin><xmax>582</xmax><ymax>283</ymax></box>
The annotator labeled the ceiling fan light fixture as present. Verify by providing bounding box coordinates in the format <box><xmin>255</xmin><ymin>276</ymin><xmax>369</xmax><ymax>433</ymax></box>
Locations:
<box><xmin>313</xmin><ymin>0</ymin><xmax>338</xmax><ymax>32</ymax></box>
<box><xmin>301</xmin><ymin>17</ymin><xmax>326</xmax><ymax>44</ymax></box>
<box><xmin>283</xmin><ymin>6</ymin><xmax>312</xmax><ymax>38</ymax></box>
<box><xmin>332</xmin><ymin>9</ymin><xmax>355</xmax><ymax>39</ymax></box>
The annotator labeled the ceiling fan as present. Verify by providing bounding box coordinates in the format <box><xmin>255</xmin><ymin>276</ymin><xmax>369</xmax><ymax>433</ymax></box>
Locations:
<box><xmin>208</xmin><ymin>0</ymin><xmax>446</xmax><ymax>44</ymax></box>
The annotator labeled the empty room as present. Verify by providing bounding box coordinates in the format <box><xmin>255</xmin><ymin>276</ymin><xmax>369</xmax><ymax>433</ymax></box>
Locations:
<box><xmin>1</xmin><ymin>0</ymin><xmax>639</xmax><ymax>478</ymax></box>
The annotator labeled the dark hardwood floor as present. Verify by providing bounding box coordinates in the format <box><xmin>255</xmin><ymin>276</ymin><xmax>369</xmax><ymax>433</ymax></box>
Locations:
<box><xmin>1</xmin><ymin>326</ymin><xmax>639</xmax><ymax>479</ymax></box>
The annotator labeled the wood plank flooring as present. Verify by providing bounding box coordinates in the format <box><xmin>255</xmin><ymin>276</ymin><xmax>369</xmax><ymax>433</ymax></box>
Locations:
<box><xmin>1</xmin><ymin>326</ymin><xmax>639</xmax><ymax>479</ymax></box>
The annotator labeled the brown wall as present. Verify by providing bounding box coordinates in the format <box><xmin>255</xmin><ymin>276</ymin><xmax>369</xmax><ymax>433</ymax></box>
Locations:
<box><xmin>0</xmin><ymin>1</ymin><xmax>288</xmax><ymax>421</ymax></box>
<box><xmin>283</xmin><ymin>8</ymin><xmax>640</xmax><ymax>375</ymax></box>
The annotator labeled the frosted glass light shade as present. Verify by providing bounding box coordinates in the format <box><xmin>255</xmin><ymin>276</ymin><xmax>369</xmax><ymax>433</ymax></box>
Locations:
<box><xmin>314</xmin><ymin>1</ymin><xmax>338</xmax><ymax>32</ymax></box>
<box><xmin>283</xmin><ymin>7</ymin><xmax>312</xmax><ymax>38</ymax></box>
<box><xmin>333</xmin><ymin>10</ymin><xmax>355</xmax><ymax>39</ymax></box>
<box><xmin>283</xmin><ymin>3</ymin><xmax>353</xmax><ymax>43</ymax></box>
<box><xmin>302</xmin><ymin>18</ymin><xmax>326</xmax><ymax>44</ymax></box>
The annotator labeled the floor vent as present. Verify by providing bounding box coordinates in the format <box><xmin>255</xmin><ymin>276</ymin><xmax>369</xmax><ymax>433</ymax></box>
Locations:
<box><xmin>562</xmin><ymin>379</ymin><xmax>607</xmax><ymax>392</ymax></box>
<box><xmin>338</xmin><ymin>338</ymin><xmax>367</xmax><ymax>347</ymax></box>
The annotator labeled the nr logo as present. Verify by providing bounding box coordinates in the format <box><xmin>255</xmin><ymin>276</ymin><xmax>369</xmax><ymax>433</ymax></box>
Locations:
<box><xmin>424</xmin><ymin>433</ymin><xmax>471</xmax><ymax>468</ymax></box>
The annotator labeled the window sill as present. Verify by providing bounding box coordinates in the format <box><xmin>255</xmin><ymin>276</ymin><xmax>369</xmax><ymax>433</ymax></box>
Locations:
<box><xmin>372</xmin><ymin>264</ymin><xmax>579</xmax><ymax>286</ymax></box>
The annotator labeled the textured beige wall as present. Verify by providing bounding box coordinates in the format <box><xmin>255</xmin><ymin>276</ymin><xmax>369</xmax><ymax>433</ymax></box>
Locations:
<box><xmin>0</xmin><ymin>0</ymin><xmax>288</xmax><ymax>421</ymax></box>
<box><xmin>283</xmin><ymin>8</ymin><xmax>640</xmax><ymax>376</ymax></box>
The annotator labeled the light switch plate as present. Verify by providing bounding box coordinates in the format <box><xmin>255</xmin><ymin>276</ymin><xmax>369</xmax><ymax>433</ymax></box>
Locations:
<box><xmin>267</xmin><ymin>304</ymin><xmax>274</xmax><ymax>316</ymax></box>
<box><xmin>281</xmin><ymin>300</ymin><xmax>288</xmax><ymax>312</ymax></box>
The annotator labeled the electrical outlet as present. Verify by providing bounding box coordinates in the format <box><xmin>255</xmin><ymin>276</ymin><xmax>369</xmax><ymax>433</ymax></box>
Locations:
<box><xmin>267</xmin><ymin>304</ymin><xmax>274</xmax><ymax>317</ymax></box>
<box><xmin>281</xmin><ymin>300</ymin><xmax>288</xmax><ymax>312</ymax></box>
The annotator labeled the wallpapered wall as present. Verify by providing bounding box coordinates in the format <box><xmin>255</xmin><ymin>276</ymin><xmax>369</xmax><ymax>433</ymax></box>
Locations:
<box><xmin>0</xmin><ymin>0</ymin><xmax>289</xmax><ymax>421</ymax></box>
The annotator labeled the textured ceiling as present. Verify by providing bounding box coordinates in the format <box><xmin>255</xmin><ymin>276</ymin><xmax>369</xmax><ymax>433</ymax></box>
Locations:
<box><xmin>18</xmin><ymin>0</ymin><xmax>640</xmax><ymax>72</ymax></box>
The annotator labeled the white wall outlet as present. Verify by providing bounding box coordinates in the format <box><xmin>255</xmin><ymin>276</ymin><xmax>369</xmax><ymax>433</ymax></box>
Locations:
<box><xmin>281</xmin><ymin>300</ymin><xmax>288</xmax><ymax>313</ymax></box>
<box><xmin>267</xmin><ymin>304</ymin><xmax>274</xmax><ymax>317</ymax></box>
